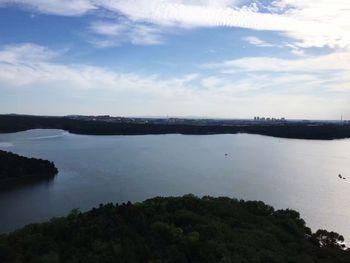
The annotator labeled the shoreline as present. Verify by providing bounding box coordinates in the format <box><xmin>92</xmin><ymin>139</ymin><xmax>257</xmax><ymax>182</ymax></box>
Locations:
<box><xmin>1</xmin><ymin>115</ymin><xmax>350</xmax><ymax>140</ymax></box>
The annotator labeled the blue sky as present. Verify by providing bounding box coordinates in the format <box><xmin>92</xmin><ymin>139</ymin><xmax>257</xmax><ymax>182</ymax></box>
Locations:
<box><xmin>0</xmin><ymin>1</ymin><xmax>349</xmax><ymax>119</ymax></box>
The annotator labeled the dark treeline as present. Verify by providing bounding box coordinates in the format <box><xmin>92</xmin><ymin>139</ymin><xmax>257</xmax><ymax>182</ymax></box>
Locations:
<box><xmin>0</xmin><ymin>195</ymin><xmax>349</xmax><ymax>262</ymax></box>
<box><xmin>1</xmin><ymin>115</ymin><xmax>350</xmax><ymax>140</ymax></box>
<box><xmin>0</xmin><ymin>150</ymin><xmax>58</xmax><ymax>184</ymax></box>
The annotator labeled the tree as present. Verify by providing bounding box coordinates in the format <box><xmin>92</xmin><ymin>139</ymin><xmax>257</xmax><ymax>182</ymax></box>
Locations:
<box><xmin>310</xmin><ymin>229</ymin><xmax>346</xmax><ymax>249</ymax></box>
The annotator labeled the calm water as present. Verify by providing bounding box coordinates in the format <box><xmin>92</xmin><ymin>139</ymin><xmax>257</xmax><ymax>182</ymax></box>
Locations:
<box><xmin>0</xmin><ymin>129</ymin><xmax>350</xmax><ymax>241</ymax></box>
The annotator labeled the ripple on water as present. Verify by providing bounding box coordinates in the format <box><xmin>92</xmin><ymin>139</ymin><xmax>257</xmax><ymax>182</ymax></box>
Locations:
<box><xmin>0</xmin><ymin>142</ymin><xmax>14</xmax><ymax>148</ymax></box>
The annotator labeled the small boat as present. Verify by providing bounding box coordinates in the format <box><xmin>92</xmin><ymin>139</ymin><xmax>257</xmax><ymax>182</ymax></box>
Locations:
<box><xmin>338</xmin><ymin>174</ymin><xmax>343</xmax><ymax>179</ymax></box>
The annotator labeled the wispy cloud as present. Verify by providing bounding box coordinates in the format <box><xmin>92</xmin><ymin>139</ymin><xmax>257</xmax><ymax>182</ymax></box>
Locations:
<box><xmin>243</xmin><ymin>36</ymin><xmax>274</xmax><ymax>47</ymax></box>
<box><xmin>0</xmin><ymin>43</ymin><xmax>197</xmax><ymax>96</ymax></box>
<box><xmin>0</xmin><ymin>43</ymin><xmax>58</xmax><ymax>63</ymax></box>
<box><xmin>0</xmin><ymin>0</ymin><xmax>96</xmax><ymax>16</ymax></box>
<box><xmin>90</xmin><ymin>20</ymin><xmax>165</xmax><ymax>47</ymax></box>
<box><xmin>0</xmin><ymin>43</ymin><xmax>318</xmax><ymax>96</ymax></box>
<box><xmin>2</xmin><ymin>0</ymin><xmax>350</xmax><ymax>50</ymax></box>
<box><xmin>203</xmin><ymin>51</ymin><xmax>350</xmax><ymax>95</ymax></box>
<box><xmin>206</xmin><ymin>52</ymin><xmax>350</xmax><ymax>73</ymax></box>
<box><xmin>105</xmin><ymin>0</ymin><xmax>350</xmax><ymax>49</ymax></box>
<box><xmin>0</xmin><ymin>43</ymin><xmax>349</xmax><ymax>118</ymax></box>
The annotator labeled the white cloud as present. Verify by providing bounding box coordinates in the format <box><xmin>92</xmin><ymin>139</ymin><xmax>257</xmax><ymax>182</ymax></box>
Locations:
<box><xmin>0</xmin><ymin>0</ymin><xmax>96</xmax><ymax>16</ymax></box>
<box><xmin>0</xmin><ymin>43</ymin><xmax>197</xmax><ymax>97</ymax></box>
<box><xmin>1</xmin><ymin>3</ymin><xmax>350</xmax><ymax>118</ymax></box>
<box><xmin>1</xmin><ymin>43</ymin><xmax>349</xmax><ymax>118</ymax></box>
<box><xmin>0</xmin><ymin>43</ymin><xmax>58</xmax><ymax>63</ymax></box>
<box><xmin>244</xmin><ymin>36</ymin><xmax>274</xmax><ymax>47</ymax></box>
<box><xmin>1</xmin><ymin>0</ymin><xmax>350</xmax><ymax>49</ymax></box>
<box><xmin>90</xmin><ymin>20</ymin><xmax>165</xmax><ymax>46</ymax></box>
<box><xmin>206</xmin><ymin>52</ymin><xmax>350</xmax><ymax>73</ymax></box>
<box><xmin>104</xmin><ymin>0</ymin><xmax>350</xmax><ymax>49</ymax></box>
<box><xmin>203</xmin><ymin>51</ymin><xmax>350</xmax><ymax>95</ymax></box>
<box><xmin>2</xmin><ymin>43</ymin><xmax>349</xmax><ymax>96</ymax></box>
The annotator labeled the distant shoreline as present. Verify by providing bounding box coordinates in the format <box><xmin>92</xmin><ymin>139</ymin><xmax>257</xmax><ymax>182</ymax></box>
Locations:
<box><xmin>1</xmin><ymin>114</ymin><xmax>350</xmax><ymax>140</ymax></box>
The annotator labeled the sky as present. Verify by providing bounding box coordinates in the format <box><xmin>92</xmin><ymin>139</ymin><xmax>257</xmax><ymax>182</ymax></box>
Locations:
<box><xmin>0</xmin><ymin>0</ymin><xmax>350</xmax><ymax>120</ymax></box>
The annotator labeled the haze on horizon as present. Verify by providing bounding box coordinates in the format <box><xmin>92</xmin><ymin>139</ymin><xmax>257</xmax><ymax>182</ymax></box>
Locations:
<box><xmin>0</xmin><ymin>0</ymin><xmax>350</xmax><ymax>120</ymax></box>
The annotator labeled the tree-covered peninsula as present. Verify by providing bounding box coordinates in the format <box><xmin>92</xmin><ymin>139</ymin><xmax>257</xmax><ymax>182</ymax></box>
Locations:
<box><xmin>1</xmin><ymin>195</ymin><xmax>349</xmax><ymax>263</ymax></box>
<box><xmin>0</xmin><ymin>150</ymin><xmax>58</xmax><ymax>184</ymax></box>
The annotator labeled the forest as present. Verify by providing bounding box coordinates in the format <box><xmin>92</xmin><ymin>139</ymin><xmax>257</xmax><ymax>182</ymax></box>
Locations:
<box><xmin>0</xmin><ymin>195</ymin><xmax>349</xmax><ymax>263</ymax></box>
<box><xmin>0</xmin><ymin>150</ymin><xmax>58</xmax><ymax>184</ymax></box>
<box><xmin>1</xmin><ymin>114</ymin><xmax>350</xmax><ymax>140</ymax></box>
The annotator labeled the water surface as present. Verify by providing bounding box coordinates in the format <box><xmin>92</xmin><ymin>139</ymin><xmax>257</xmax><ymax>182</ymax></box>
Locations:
<box><xmin>0</xmin><ymin>129</ymin><xmax>349</xmax><ymax>241</ymax></box>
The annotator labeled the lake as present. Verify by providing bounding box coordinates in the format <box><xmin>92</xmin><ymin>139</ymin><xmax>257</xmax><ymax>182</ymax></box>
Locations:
<box><xmin>0</xmin><ymin>129</ymin><xmax>349</xmax><ymax>242</ymax></box>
